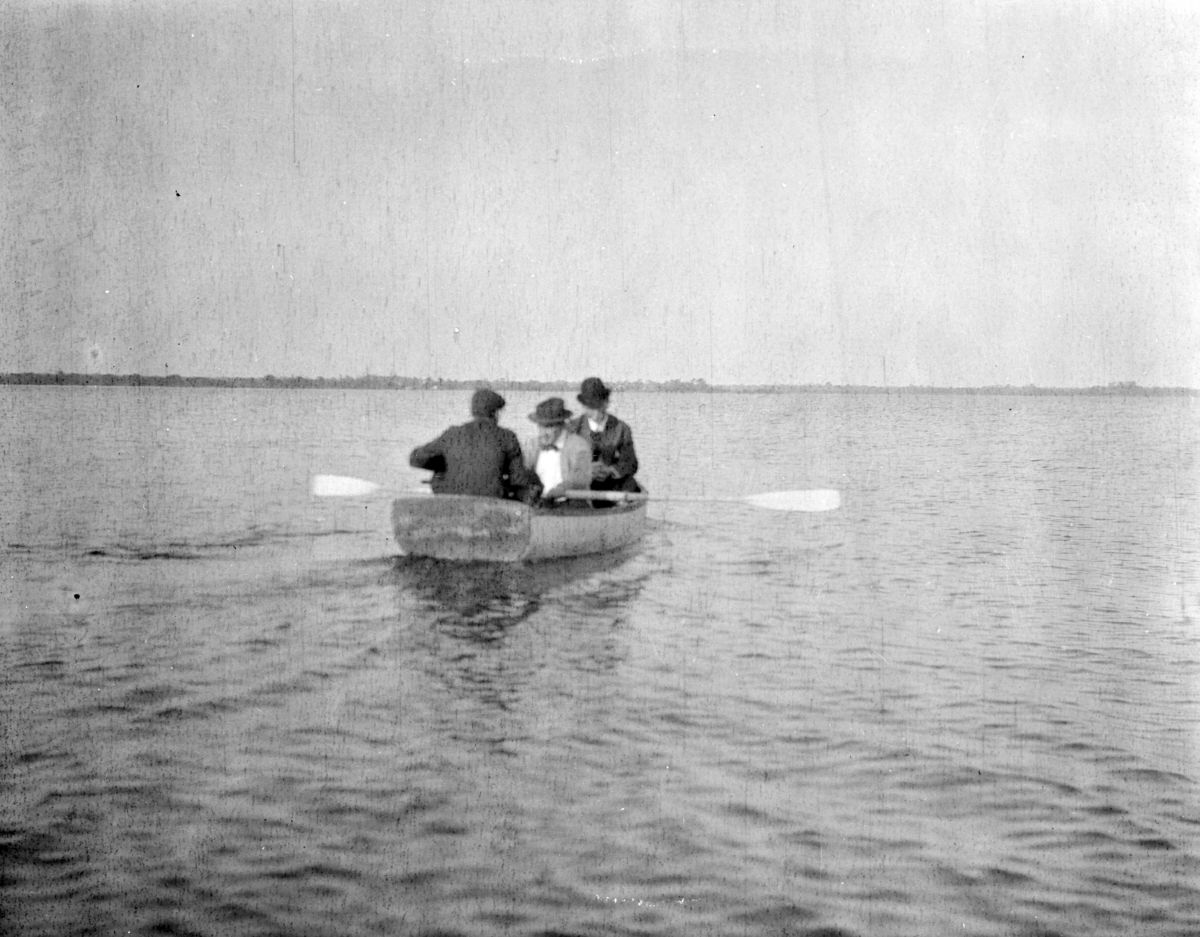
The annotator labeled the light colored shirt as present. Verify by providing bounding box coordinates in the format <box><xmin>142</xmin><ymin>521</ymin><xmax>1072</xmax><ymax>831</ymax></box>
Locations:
<box><xmin>534</xmin><ymin>436</ymin><xmax>565</xmax><ymax>491</ymax></box>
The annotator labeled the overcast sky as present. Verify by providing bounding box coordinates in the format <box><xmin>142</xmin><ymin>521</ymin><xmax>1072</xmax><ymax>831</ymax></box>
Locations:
<box><xmin>4</xmin><ymin>0</ymin><xmax>1198</xmax><ymax>387</ymax></box>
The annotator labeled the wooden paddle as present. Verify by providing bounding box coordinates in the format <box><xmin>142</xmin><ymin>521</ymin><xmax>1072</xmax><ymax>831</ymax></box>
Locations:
<box><xmin>310</xmin><ymin>475</ymin><xmax>840</xmax><ymax>511</ymax></box>
<box><xmin>310</xmin><ymin>474</ymin><xmax>393</xmax><ymax>497</ymax></box>
<box><xmin>563</xmin><ymin>489</ymin><xmax>841</xmax><ymax>512</ymax></box>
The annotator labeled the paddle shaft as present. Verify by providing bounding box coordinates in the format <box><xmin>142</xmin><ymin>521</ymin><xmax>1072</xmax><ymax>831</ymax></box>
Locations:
<box><xmin>566</xmin><ymin>489</ymin><xmax>840</xmax><ymax>511</ymax></box>
<box><xmin>562</xmin><ymin>489</ymin><xmax>646</xmax><ymax>503</ymax></box>
<box><xmin>312</xmin><ymin>475</ymin><xmax>837</xmax><ymax>511</ymax></box>
<box><xmin>563</xmin><ymin>491</ymin><xmax>777</xmax><ymax>505</ymax></box>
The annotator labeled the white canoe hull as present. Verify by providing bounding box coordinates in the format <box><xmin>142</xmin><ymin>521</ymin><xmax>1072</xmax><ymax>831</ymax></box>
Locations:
<box><xmin>391</xmin><ymin>495</ymin><xmax>647</xmax><ymax>562</ymax></box>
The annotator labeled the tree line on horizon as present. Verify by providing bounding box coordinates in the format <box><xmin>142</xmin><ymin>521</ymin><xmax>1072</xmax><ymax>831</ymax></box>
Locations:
<box><xmin>0</xmin><ymin>372</ymin><xmax>1194</xmax><ymax>396</ymax></box>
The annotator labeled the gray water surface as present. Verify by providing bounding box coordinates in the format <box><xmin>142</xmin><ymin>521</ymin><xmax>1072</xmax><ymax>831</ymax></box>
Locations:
<box><xmin>3</xmin><ymin>387</ymin><xmax>1198</xmax><ymax>936</ymax></box>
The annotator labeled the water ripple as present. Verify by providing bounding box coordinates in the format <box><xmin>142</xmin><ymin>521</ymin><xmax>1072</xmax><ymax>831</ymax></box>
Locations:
<box><xmin>4</xmin><ymin>389</ymin><xmax>1199</xmax><ymax>936</ymax></box>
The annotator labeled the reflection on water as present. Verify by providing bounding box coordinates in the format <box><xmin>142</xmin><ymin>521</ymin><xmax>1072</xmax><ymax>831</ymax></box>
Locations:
<box><xmin>391</xmin><ymin>549</ymin><xmax>647</xmax><ymax>629</ymax></box>
<box><xmin>386</xmin><ymin>550</ymin><xmax>652</xmax><ymax>750</ymax></box>
<box><xmin>395</xmin><ymin>557</ymin><xmax>547</xmax><ymax>634</ymax></box>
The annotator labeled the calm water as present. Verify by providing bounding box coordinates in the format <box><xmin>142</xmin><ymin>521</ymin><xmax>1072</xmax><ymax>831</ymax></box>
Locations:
<box><xmin>2</xmin><ymin>386</ymin><xmax>1198</xmax><ymax>937</ymax></box>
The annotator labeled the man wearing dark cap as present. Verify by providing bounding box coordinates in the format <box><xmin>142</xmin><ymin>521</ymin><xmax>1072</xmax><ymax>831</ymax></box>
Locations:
<box><xmin>409</xmin><ymin>388</ymin><xmax>541</xmax><ymax>502</ymax></box>
<box><xmin>566</xmin><ymin>377</ymin><xmax>641</xmax><ymax>496</ymax></box>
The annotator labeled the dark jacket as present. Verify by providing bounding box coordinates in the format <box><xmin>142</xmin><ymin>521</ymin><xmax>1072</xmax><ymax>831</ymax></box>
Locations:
<box><xmin>410</xmin><ymin>418</ymin><xmax>541</xmax><ymax>501</ymax></box>
<box><xmin>566</xmin><ymin>413</ymin><xmax>640</xmax><ymax>491</ymax></box>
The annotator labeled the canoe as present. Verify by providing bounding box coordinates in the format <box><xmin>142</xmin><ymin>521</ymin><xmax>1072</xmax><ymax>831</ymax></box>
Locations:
<box><xmin>390</xmin><ymin>495</ymin><xmax>647</xmax><ymax>562</ymax></box>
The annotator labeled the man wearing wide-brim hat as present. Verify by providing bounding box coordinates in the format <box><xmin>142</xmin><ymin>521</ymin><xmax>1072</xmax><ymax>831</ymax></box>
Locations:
<box><xmin>521</xmin><ymin>397</ymin><xmax>592</xmax><ymax>505</ymax></box>
<box><xmin>410</xmin><ymin>388</ymin><xmax>541</xmax><ymax>502</ymax></box>
<box><xmin>566</xmin><ymin>377</ymin><xmax>642</xmax><ymax>495</ymax></box>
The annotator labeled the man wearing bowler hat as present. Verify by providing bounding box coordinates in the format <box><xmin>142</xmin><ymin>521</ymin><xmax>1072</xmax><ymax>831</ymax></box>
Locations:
<box><xmin>409</xmin><ymin>388</ymin><xmax>541</xmax><ymax>502</ymax></box>
<box><xmin>522</xmin><ymin>397</ymin><xmax>592</xmax><ymax>505</ymax></box>
<box><xmin>567</xmin><ymin>377</ymin><xmax>641</xmax><ymax>495</ymax></box>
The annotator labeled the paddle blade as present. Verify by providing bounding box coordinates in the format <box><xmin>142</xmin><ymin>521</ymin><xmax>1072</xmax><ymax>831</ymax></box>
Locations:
<box><xmin>744</xmin><ymin>489</ymin><xmax>840</xmax><ymax>512</ymax></box>
<box><xmin>310</xmin><ymin>474</ymin><xmax>381</xmax><ymax>497</ymax></box>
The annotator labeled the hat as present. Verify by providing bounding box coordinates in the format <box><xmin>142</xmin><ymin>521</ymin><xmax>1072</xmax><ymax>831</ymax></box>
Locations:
<box><xmin>577</xmin><ymin>376</ymin><xmax>611</xmax><ymax>408</ymax></box>
<box><xmin>529</xmin><ymin>397</ymin><xmax>573</xmax><ymax>425</ymax></box>
<box><xmin>470</xmin><ymin>388</ymin><xmax>506</xmax><ymax>418</ymax></box>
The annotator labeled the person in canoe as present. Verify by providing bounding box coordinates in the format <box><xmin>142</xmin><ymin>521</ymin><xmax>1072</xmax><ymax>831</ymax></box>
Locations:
<box><xmin>409</xmin><ymin>388</ymin><xmax>542</xmax><ymax>503</ymax></box>
<box><xmin>566</xmin><ymin>376</ymin><xmax>642</xmax><ymax>498</ymax></box>
<box><xmin>522</xmin><ymin>397</ymin><xmax>592</xmax><ymax>507</ymax></box>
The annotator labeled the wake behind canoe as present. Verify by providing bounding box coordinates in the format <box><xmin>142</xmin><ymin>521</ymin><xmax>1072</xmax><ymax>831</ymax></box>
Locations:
<box><xmin>391</xmin><ymin>495</ymin><xmax>647</xmax><ymax>563</ymax></box>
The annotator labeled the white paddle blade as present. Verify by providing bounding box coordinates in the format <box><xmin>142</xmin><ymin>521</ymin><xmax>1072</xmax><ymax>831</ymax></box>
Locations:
<box><xmin>310</xmin><ymin>474</ymin><xmax>381</xmax><ymax>497</ymax></box>
<box><xmin>745</xmin><ymin>489</ymin><xmax>840</xmax><ymax>512</ymax></box>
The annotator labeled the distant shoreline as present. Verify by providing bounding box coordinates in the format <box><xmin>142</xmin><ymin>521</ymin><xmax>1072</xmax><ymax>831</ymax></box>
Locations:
<box><xmin>1</xmin><ymin>373</ymin><xmax>1195</xmax><ymax>396</ymax></box>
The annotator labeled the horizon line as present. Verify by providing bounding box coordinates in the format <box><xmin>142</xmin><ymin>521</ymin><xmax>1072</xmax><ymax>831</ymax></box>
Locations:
<box><xmin>1</xmin><ymin>372</ymin><xmax>1196</xmax><ymax>396</ymax></box>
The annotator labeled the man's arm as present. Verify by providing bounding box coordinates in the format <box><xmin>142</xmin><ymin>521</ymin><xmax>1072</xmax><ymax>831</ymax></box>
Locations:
<box><xmin>409</xmin><ymin>432</ymin><xmax>448</xmax><ymax>473</ymax></box>
<box><xmin>504</xmin><ymin>435</ymin><xmax>543</xmax><ymax>503</ymax></box>
<box><xmin>612</xmin><ymin>422</ymin><xmax>638</xmax><ymax>480</ymax></box>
